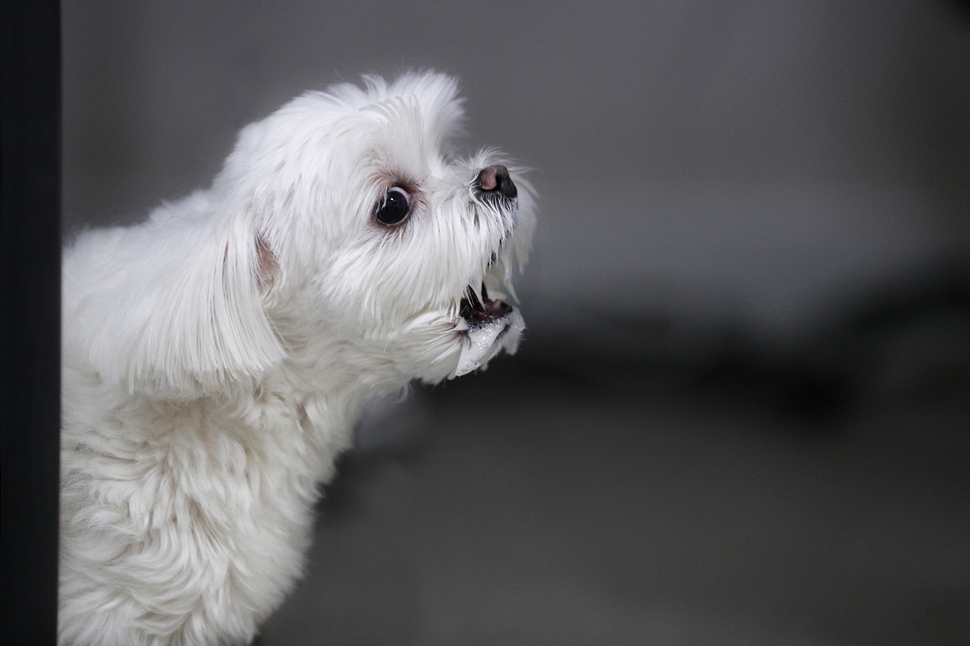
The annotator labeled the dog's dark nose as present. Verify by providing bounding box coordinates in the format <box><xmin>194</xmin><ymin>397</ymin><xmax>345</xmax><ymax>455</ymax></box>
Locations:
<box><xmin>476</xmin><ymin>165</ymin><xmax>517</xmax><ymax>199</ymax></box>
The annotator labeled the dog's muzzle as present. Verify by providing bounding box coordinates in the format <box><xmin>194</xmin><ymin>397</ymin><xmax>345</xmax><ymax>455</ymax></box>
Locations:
<box><xmin>461</xmin><ymin>164</ymin><xmax>519</xmax><ymax>328</ymax></box>
<box><xmin>452</xmin><ymin>164</ymin><xmax>523</xmax><ymax>377</ymax></box>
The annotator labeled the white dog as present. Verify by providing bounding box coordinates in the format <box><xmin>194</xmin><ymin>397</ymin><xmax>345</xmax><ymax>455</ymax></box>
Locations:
<box><xmin>59</xmin><ymin>72</ymin><xmax>535</xmax><ymax>645</ymax></box>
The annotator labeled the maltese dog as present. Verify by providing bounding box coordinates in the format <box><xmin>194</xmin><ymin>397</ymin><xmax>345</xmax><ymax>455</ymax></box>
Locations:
<box><xmin>59</xmin><ymin>71</ymin><xmax>535</xmax><ymax>645</ymax></box>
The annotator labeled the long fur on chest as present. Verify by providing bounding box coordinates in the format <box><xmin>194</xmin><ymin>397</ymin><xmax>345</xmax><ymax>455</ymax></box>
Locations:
<box><xmin>59</xmin><ymin>360</ymin><xmax>358</xmax><ymax>645</ymax></box>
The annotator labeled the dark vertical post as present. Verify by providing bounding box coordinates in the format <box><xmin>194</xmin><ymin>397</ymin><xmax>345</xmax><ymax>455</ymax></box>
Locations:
<box><xmin>1</xmin><ymin>0</ymin><xmax>62</xmax><ymax>644</ymax></box>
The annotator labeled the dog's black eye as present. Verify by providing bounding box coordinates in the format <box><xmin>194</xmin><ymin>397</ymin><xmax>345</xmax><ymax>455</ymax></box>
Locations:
<box><xmin>375</xmin><ymin>187</ymin><xmax>411</xmax><ymax>225</ymax></box>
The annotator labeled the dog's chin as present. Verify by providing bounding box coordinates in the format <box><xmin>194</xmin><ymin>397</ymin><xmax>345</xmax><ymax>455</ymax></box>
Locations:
<box><xmin>452</xmin><ymin>284</ymin><xmax>525</xmax><ymax>377</ymax></box>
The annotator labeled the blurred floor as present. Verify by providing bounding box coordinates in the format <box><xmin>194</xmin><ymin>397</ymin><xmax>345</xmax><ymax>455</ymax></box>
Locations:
<box><xmin>257</xmin><ymin>358</ymin><xmax>970</xmax><ymax>646</ymax></box>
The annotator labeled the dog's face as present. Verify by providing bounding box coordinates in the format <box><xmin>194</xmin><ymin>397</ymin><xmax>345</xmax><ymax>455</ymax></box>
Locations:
<box><xmin>212</xmin><ymin>73</ymin><xmax>535</xmax><ymax>386</ymax></box>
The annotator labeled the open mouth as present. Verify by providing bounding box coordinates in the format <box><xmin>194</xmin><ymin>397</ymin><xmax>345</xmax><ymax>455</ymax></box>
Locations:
<box><xmin>459</xmin><ymin>282</ymin><xmax>513</xmax><ymax>326</ymax></box>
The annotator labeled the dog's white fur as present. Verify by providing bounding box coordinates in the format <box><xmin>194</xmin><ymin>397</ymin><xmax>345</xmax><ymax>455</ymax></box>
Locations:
<box><xmin>59</xmin><ymin>72</ymin><xmax>535</xmax><ymax>645</ymax></box>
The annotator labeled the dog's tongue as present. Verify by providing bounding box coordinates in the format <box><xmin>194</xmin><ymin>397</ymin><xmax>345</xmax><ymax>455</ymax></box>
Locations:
<box><xmin>454</xmin><ymin>309</ymin><xmax>524</xmax><ymax>377</ymax></box>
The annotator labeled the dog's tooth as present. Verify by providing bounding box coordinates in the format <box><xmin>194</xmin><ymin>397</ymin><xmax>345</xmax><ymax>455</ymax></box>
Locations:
<box><xmin>504</xmin><ymin>281</ymin><xmax>518</xmax><ymax>303</ymax></box>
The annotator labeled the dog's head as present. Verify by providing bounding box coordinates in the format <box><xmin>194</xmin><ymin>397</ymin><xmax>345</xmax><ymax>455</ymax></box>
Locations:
<box><xmin>78</xmin><ymin>72</ymin><xmax>534</xmax><ymax>395</ymax></box>
<box><xmin>225</xmin><ymin>72</ymin><xmax>536</xmax><ymax>385</ymax></box>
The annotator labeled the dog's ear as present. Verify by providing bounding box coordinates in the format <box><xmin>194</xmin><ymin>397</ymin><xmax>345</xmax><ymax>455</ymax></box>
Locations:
<box><xmin>75</xmin><ymin>198</ymin><xmax>285</xmax><ymax>397</ymax></box>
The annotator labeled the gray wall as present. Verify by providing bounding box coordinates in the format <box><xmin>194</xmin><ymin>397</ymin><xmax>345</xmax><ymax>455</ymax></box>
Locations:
<box><xmin>63</xmin><ymin>0</ymin><xmax>970</xmax><ymax>348</ymax></box>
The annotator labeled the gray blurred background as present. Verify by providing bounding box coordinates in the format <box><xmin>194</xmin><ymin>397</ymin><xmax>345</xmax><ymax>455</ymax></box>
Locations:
<box><xmin>63</xmin><ymin>1</ymin><xmax>970</xmax><ymax>644</ymax></box>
